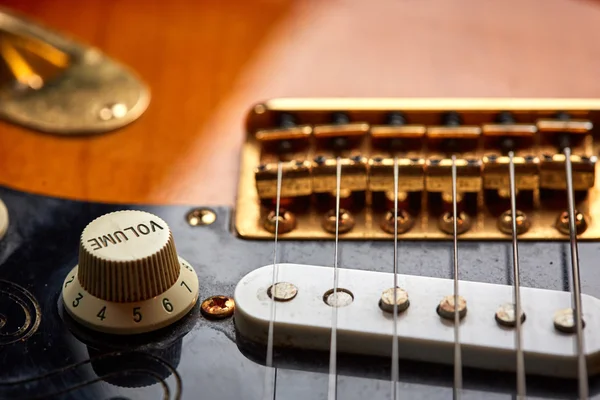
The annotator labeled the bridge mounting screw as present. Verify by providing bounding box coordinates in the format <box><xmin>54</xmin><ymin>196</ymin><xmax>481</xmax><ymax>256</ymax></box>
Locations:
<box><xmin>322</xmin><ymin>208</ymin><xmax>355</xmax><ymax>234</ymax></box>
<box><xmin>381</xmin><ymin>209</ymin><xmax>414</xmax><ymax>234</ymax></box>
<box><xmin>555</xmin><ymin>210</ymin><xmax>587</xmax><ymax>235</ymax></box>
<box><xmin>438</xmin><ymin>211</ymin><xmax>471</xmax><ymax>235</ymax></box>
<box><xmin>264</xmin><ymin>209</ymin><xmax>296</xmax><ymax>234</ymax></box>
<box><xmin>497</xmin><ymin>210</ymin><xmax>530</xmax><ymax>235</ymax></box>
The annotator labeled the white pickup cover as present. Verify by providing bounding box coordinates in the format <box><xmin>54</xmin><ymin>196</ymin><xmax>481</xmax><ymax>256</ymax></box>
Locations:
<box><xmin>234</xmin><ymin>263</ymin><xmax>600</xmax><ymax>377</ymax></box>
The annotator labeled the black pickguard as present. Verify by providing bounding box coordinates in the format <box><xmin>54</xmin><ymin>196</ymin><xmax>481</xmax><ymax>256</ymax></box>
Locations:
<box><xmin>0</xmin><ymin>185</ymin><xmax>599</xmax><ymax>399</ymax></box>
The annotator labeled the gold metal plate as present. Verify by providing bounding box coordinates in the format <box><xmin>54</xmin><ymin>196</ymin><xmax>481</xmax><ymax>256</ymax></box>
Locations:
<box><xmin>0</xmin><ymin>8</ymin><xmax>149</xmax><ymax>135</ymax></box>
<box><xmin>236</xmin><ymin>98</ymin><xmax>600</xmax><ymax>241</ymax></box>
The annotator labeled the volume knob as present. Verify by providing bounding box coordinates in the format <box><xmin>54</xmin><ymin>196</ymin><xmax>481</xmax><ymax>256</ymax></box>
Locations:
<box><xmin>62</xmin><ymin>210</ymin><xmax>199</xmax><ymax>334</ymax></box>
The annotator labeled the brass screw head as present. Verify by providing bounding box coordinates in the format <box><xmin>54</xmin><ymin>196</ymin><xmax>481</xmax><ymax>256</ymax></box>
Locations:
<box><xmin>556</xmin><ymin>210</ymin><xmax>588</xmax><ymax>235</ymax></box>
<box><xmin>264</xmin><ymin>209</ymin><xmax>296</xmax><ymax>234</ymax></box>
<box><xmin>553</xmin><ymin>308</ymin><xmax>586</xmax><ymax>333</ymax></box>
<box><xmin>267</xmin><ymin>282</ymin><xmax>298</xmax><ymax>302</ymax></box>
<box><xmin>322</xmin><ymin>208</ymin><xmax>355</xmax><ymax>234</ymax></box>
<box><xmin>437</xmin><ymin>295</ymin><xmax>467</xmax><ymax>320</ymax></box>
<box><xmin>438</xmin><ymin>212</ymin><xmax>471</xmax><ymax>235</ymax></box>
<box><xmin>497</xmin><ymin>210</ymin><xmax>531</xmax><ymax>235</ymax></box>
<box><xmin>381</xmin><ymin>210</ymin><xmax>415</xmax><ymax>234</ymax></box>
<box><xmin>201</xmin><ymin>295</ymin><xmax>235</xmax><ymax>320</ymax></box>
<box><xmin>379</xmin><ymin>287</ymin><xmax>410</xmax><ymax>313</ymax></box>
<box><xmin>495</xmin><ymin>302</ymin><xmax>526</xmax><ymax>327</ymax></box>
<box><xmin>187</xmin><ymin>208</ymin><xmax>217</xmax><ymax>226</ymax></box>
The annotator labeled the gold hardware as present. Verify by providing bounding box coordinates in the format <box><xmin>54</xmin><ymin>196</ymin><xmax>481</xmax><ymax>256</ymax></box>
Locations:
<box><xmin>425</xmin><ymin>158</ymin><xmax>482</xmax><ymax>193</ymax></box>
<box><xmin>537</xmin><ymin>119</ymin><xmax>593</xmax><ymax>134</ymax></box>
<box><xmin>482</xmin><ymin>155</ymin><xmax>539</xmax><ymax>190</ymax></box>
<box><xmin>264</xmin><ymin>209</ymin><xmax>297</xmax><ymax>234</ymax></box>
<box><xmin>540</xmin><ymin>154</ymin><xmax>596</xmax><ymax>190</ymax></box>
<box><xmin>322</xmin><ymin>209</ymin><xmax>355</xmax><ymax>234</ymax></box>
<box><xmin>381</xmin><ymin>210</ymin><xmax>415</xmax><ymax>234</ymax></box>
<box><xmin>497</xmin><ymin>210</ymin><xmax>531</xmax><ymax>236</ymax></box>
<box><xmin>438</xmin><ymin>212</ymin><xmax>471</xmax><ymax>235</ymax></box>
<box><xmin>369</xmin><ymin>157</ymin><xmax>425</xmax><ymax>192</ymax></box>
<box><xmin>312</xmin><ymin>156</ymin><xmax>368</xmax><ymax>193</ymax></box>
<box><xmin>236</xmin><ymin>98</ymin><xmax>600</xmax><ymax>241</ymax></box>
<box><xmin>481</xmin><ymin>123</ymin><xmax>538</xmax><ymax>137</ymax></box>
<box><xmin>200</xmin><ymin>296</ymin><xmax>235</xmax><ymax>320</ymax></box>
<box><xmin>255</xmin><ymin>125</ymin><xmax>312</xmax><ymax>142</ymax></box>
<box><xmin>255</xmin><ymin>160</ymin><xmax>312</xmax><ymax>199</ymax></box>
<box><xmin>426</xmin><ymin>126</ymin><xmax>482</xmax><ymax>139</ymax></box>
<box><xmin>0</xmin><ymin>9</ymin><xmax>149</xmax><ymax>135</ymax></box>
<box><xmin>313</xmin><ymin>122</ymin><xmax>369</xmax><ymax>138</ymax></box>
<box><xmin>371</xmin><ymin>125</ymin><xmax>426</xmax><ymax>139</ymax></box>
<box><xmin>555</xmin><ymin>210</ymin><xmax>588</xmax><ymax>236</ymax></box>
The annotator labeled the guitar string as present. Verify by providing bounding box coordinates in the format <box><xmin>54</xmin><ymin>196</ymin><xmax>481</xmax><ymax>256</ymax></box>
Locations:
<box><xmin>327</xmin><ymin>157</ymin><xmax>342</xmax><ymax>400</ymax></box>
<box><xmin>451</xmin><ymin>155</ymin><xmax>462</xmax><ymax>400</ymax></box>
<box><xmin>263</xmin><ymin>161</ymin><xmax>283</xmax><ymax>400</ymax></box>
<box><xmin>391</xmin><ymin>156</ymin><xmax>400</xmax><ymax>400</ymax></box>
<box><xmin>508</xmin><ymin>151</ymin><xmax>526</xmax><ymax>399</ymax></box>
<box><xmin>563</xmin><ymin>147</ymin><xmax>588</xmax><ymax>399</ymax></box>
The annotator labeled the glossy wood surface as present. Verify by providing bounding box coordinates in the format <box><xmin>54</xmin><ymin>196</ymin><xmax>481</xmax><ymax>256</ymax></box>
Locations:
<box><xmin>1</xmin><ymin>0</ymin><xmax>600</xmax><ymax>206</ymax></box>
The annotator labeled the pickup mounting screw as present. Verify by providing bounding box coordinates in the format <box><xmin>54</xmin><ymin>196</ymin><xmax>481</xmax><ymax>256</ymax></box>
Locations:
<box><xmin>495</xmin><ymin>303</ymin><xmax>526</xmax><ymax>327</ymax></box>
<box><xmin>556</xmin><ymin>210</ymin><xmax>588</xmax><ymax>235</ymax></box>
<box><xmin>379</xmin><ymin>287</ymin><xmax>410</xmax><ymax>313</ymax></box>
<box><xmin>322</xmin><ymin>209</ymin><xmax>355</xmax><ymax>234</ymax></box>
<box><xmin>553</xmin><ymin>308</ymin><xmax>585</xmax><ymax>333</ymax></box>
<box><xmin>268</xmin><ymin>282</ymin><xmax>298</xmax><ymax>302</ymax></box>
<box><xmin>201</xmin><ymin>295</ymin><xmax>235</xmax><ymax>320</ymax></box>
<box><xmin>497</xmin><ymin>210</ymin><xmax>530</xmax><ymax>235</ymax></box>
<box><xmin>264</xmin><ymin>209</ymin><xmax>296</xmax><ymax>234</ymax></box>
<box><xmin>437</xmin><ymin>295</ymin><xmax>467</xmax><ymax>320</ymax></box>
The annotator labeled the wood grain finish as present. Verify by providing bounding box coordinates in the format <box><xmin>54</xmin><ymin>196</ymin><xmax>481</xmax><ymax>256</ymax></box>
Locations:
<box><xmin>1</xmin><ymin>0</ymin><xmax>600</xmax><ymax>205</ymax></box>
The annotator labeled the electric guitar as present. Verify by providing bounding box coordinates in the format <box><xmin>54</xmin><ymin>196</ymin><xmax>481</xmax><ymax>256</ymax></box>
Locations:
<box><xmin>2</xmin><ymin>1</ymin><xmax>600</xmax><ymax>399</ymax></box>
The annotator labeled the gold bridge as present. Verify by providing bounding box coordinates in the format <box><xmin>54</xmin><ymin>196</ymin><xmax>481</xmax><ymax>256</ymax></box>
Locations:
<box><xmin>235</xmin><ymin>98</ymin><xmax>600</xmax><ymax>240</ymax></box>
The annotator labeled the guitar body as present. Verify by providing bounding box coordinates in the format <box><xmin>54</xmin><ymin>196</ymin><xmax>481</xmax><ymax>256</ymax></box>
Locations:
<box><xmin>2</xmin><ymin>1</ymin><xmax>600</xmax><ymax>399</ymax></box>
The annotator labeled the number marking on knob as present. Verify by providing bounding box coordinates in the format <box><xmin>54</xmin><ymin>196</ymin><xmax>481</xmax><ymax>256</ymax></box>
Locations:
<box><xmin>62</xmin><ymin>258</ymin><xmax>199</xmax><ymax>334</ymax></box>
